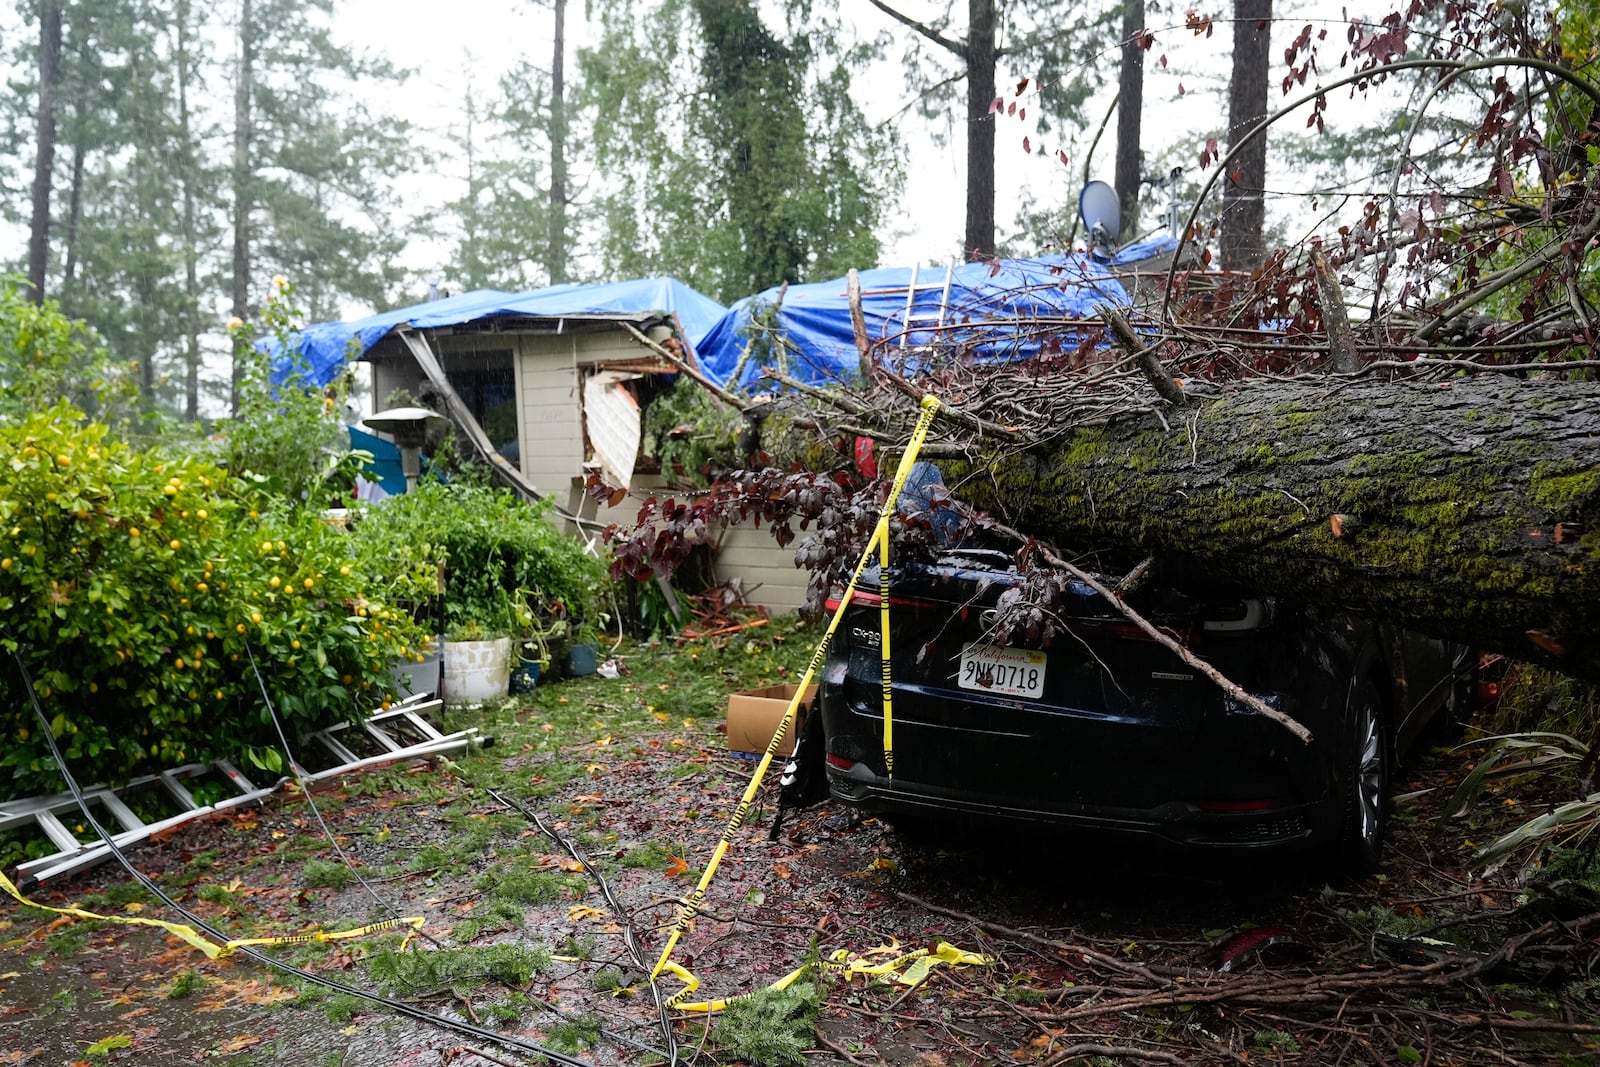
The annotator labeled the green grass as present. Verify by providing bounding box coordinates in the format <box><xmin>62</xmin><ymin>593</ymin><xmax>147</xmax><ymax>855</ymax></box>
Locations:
<box><xmin>167</xmin><ymin>968</ymin><xmax>207</xmax><ymax>999</ymax></box>
<box><xmin>301</xmin><ymin>859</ymin><xmax>354</xmax><ymax>891</ymax></box>
<box><xmin>366</xmin><ymin>943</ymin><xmax>551</xmax><ymax>994</ymax></box>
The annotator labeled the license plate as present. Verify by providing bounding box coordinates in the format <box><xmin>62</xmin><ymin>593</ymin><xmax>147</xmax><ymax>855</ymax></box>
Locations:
<box><xmin>958</xmin><ymin>643</ymin><xmax>1047</xmax><ymax>699</ymax></box>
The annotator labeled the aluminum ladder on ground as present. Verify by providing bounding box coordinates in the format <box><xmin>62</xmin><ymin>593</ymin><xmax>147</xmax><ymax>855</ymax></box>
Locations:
<box><xmin>3</xmin><ymin>692</ymin><xmax>483</xmax><ymax>889</ymax></box>
<box><xmin>897</xmin><ymin>259</ymin><xmax>957</xmax><ymax>353</ymax></box>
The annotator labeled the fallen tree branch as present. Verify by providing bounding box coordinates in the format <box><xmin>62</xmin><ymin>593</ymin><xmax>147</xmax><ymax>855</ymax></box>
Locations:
<box><xmin>983</xmin><ymin>518</ymin><xmax>1312</xmax><ymax>743</ymax></box>
<box><xmin>621</xmin><ymin>322</ymin><xmax>748</xmax><ymax>411</ymax></box>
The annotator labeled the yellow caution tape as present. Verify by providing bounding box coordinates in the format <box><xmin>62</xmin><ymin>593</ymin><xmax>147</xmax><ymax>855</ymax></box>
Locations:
<box><xmin>649</xmin><ymin>396</ymin><xmax>942</xmax><ymax>1000</ymax></box>
<box><xmin>661</xmin><ymin>939</ymin><xmax>991</xmax><ymax>1012</ymax></box>
<box><xmin>877</xmin><ymin>395</ymin><xmax>941</xmax><ymax>780</ymax></box>
<box><xmin>1</xmin><ymin>870</ymin><xmax>423</xmax><ymax>960</ymax></box>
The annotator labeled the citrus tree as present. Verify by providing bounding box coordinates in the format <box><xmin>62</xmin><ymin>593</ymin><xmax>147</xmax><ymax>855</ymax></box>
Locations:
<box><xmin>0</xmin><ymin>291</ymin><xmax>433</xmax><ymax>797</ymax></box>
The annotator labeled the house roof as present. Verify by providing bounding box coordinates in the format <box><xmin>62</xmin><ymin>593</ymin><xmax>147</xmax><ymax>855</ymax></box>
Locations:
<box><xmin>275</xmin><ymin>277</ymin><xmax>729</xmax><ymax>388</ymax></box>
<box><xmin>696</xmin><ymin>236</ymin><xmax>1180</xmax><ymax>390</ymax></box>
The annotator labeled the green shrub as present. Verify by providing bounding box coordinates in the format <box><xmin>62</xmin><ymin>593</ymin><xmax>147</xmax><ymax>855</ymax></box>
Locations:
<box><xmin>352</xmin><ymin>480</ymin><xmax>610</xmax><ymax>637</ymax></box>
<box><xmin>0</xmin><ymin>403</ymin><xmax>431</xmax><ymax>794</ymax></box>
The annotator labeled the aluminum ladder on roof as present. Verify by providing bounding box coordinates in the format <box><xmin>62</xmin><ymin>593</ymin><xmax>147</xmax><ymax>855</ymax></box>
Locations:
<box><xmin>3</xmin><ymin>692</ymin><xmax>483</xmax><ymax>889</ymax></box>
<box><xmin>898</xmin><ymin>259</ymin><xmax>957</xmax><ymax>352</ymax></box>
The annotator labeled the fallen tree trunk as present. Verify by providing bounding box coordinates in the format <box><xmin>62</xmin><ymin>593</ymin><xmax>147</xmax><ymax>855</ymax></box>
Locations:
<box><xmin>938</xmin><ymin>375</ymin><xmax>1600</xmax><ymax>680</ymax></box>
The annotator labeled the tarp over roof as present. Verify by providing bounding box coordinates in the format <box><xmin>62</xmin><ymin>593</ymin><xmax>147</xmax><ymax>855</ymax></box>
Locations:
<box><xmin>275</xmin><ymin>277</ymin><xmax>728</xmax><ymax>388</ymax></box>
<box><xmin>697</xmin><ymin>236</ymin><xmax>1179</xmax><ymax>389</ymax></box>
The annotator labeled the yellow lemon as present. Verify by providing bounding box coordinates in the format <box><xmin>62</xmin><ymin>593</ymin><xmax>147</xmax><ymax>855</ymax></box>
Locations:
<box><xmin>55</xmin><ymin>454</ymin><xmax>70</xmax><ymax>467</ymax></box>
<box><xmin>175</xmin><ymin>657</ymin><xmax>185</xmax><ymax>669</ymax></box>
<box><xmin>196</xmin><ymin>509</ymin><xmax>207</xmax><ymax>519</ymax></box>
<box><xmin>129</xmin><ymin>527</ymin><xmax>140</xmax><ymax>538</ymax></box>
<box><xmin>236</xmin><ymin>623</ymin><xmax>246</xmax><ymax>633</ymax></box>
<box><xmin>269</xmin><ymin>576</ymin><xmax>281</xmax><ymax>588</ymax></box>
<box><xmin>169</xmin><ymin>539</ymin><xmax>181</xmax><ymax>550</ymax></box>
<box><xmin>303</xmin><ymin>577</ymin><xmax>314</xmax><ymax>589</ymax></box>
<box><xmin>251</xmin><ymin>611</ymin><xmax>262</xmax><ymax>623</ymax></box>
<box><xmin>1</xmin><ymin>558</ymin><xmax>10</xmax><ymax>569</ymax></box>
<box><xmin>291</xmin><ymin>639</ymin><xmax>301</xmax><ymax>650</ymax></box>
<box><xmin>339</xmin><ymin>565</ymin><xmax>351</xmax><ymax>576</ymax></box>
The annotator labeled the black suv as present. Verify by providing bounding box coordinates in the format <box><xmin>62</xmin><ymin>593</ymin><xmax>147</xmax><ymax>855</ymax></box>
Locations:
<box><xmin>817</xmin><ymin>549</ymin><xmax>1474</xmax><ymax>873</ymax></box>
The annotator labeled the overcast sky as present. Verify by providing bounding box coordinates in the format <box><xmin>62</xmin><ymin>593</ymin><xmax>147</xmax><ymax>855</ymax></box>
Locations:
<box><xmin>330</xmin><ymin>0</ymin><xmax>1244</xmax><ymax>299</ymax></box>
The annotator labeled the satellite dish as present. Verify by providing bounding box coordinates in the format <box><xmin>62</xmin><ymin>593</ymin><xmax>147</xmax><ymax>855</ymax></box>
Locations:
<box><xmin>1078</xmin><ymin>180</ymin><xmax>1121</xmax><ymax>261</ymax></box>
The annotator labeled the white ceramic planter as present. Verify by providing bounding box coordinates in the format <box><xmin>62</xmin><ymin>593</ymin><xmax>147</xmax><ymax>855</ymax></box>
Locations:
<box><xmin>441</xmin><ymin>636</ymin><xmax>512</xmax><ymax>705</ymax></box>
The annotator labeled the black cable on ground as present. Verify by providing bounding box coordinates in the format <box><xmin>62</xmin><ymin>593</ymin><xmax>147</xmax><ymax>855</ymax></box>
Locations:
<box><xmin>7</xmin><ymin>648</ymin><xmax>599</xmax><ymax>1067</ymax></box>
<box><xmin>245</xmin><ymin>643</ymin><xmax>448</xmax><ymax>950</ymax></box>
<box><xmin>481</xmin><ymin>782</ymin><xmax>682</xmax><ymax>1067</ymax></box>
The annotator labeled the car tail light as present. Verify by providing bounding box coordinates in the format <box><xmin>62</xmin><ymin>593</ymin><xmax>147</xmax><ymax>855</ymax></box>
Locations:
<box><xmin>823</xmin><ymin>585</ymin><xmax>940</xmax><ymax>613</ymax></box>
<box><xmin>826</xmin><ymin>753</ymin><xmax>857</xmax><ymax>771</ymax></box>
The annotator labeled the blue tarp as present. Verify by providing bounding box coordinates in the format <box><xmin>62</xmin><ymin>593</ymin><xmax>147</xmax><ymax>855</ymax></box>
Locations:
<box><xmin>275</xmin><ymin>277</ymin><xmax>729</xmax><ymax>388</ymax></box>
<box><xmin>697</xmin><ymin>236</ymin><xmax>1179</xmax><ymax>389</ymax></box>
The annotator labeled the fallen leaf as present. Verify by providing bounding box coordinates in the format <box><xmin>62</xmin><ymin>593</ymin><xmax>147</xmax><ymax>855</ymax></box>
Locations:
<box><xmin>207</xmin><ymin>1034</ymin><xmax>262</xmax><ymax>1056</ymax></box>
<box><xmin>665</xmin><ymin>856</ymin><xmax>690</xmax><ymax>878</ymax></box>
<box><xmin>83</xmin><ymin>1036</ymin><xmax>133</xmax><ymax>1056</ymax></box>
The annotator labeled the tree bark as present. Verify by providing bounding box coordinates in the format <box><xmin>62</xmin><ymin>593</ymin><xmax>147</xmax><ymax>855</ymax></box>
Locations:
<box><xmin>230</xmin><ymin>0</ymin><xmax>255</xmax><ymax>417</ymax></box>
<box><xmin>965</xmin><ymin>0</ymin><xmax>996</xmax><ymax>260</ymax></box>
<box><xmin>547</xmin><ymin>0</ymin><xmax>568</xmax><ymax>285</ymax></box>
<box><xmin>27</xmin><ymin>1</ymin><xmax>64</xmax><ymax>305</ymax></box>
<box><xmin>944</xmin><ymin>376</ymin><xmax>1600</xmax><ymax>681</ymax></box>
<box><xmin>60</xmin><ymin>141</ymin><xmax>84</xmax><ymax>295</ymax></box>
<box><xmin>176</xmin><ymin>0</ymin><xmax>202</xmax><ymax>422</ymax></box>
<box><xmin>1113</xmin><ymin>0</ymin><xmax>1145</xmax><ymax>234</ymax></box>
<box><xmin>1221</xmin><ymin>0</ymin><xmax>1270</xmax><ymax>271</ymax></box>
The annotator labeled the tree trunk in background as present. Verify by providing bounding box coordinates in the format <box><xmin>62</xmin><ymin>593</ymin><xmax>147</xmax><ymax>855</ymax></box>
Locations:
<box><xmin>60</xmin><ymin>142</ymin><xmax>84</xmax><ymax>294</ymax></box>
<box><xmin>27</xmin><ymin>2</ymin><xmax>64</xmax><ymax>305</ymax></box>
<box><xmin>943</xmin><ymin>376</ymin><xmax>1600</xmax><ymax>682</ymax></box>
<box><xmin>230</xmin><ymin>0</ymin><xmax>254</xmax><ymax>416</ymax></box>
<box><xmin>965</xmin><ymin>0</ymin><xmax>995</xmax><ymax>259</ymax></box>
<box><xmin>177</xmin><ymin>0</ymin><xmax>202</xmax><ymax>421</ymax></box>
<box><xmin>547</xmin><ymin>0</ymin><xmax>569</xmax><ymax>284</ymax></box>
<box><xmin>1221</xmin><ymin>0</ymin><xmax>1270</xmax><ymax>271</ymax></box>
<box><xmin>1113</xmin><ymin>0</ymin><xmax>1145</xmax><ymax>235</ymax></box>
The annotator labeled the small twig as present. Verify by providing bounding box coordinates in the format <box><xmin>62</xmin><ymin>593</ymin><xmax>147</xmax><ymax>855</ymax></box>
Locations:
<box><xmin>815</xmin><ymin>1029</ymin><xmax>879</xmax><ymax>1065</ymax></box>
<box><xmin>1043</xmin><ymin>1044</ymin><xmax>1191</xmax><ymax>1066</ymax></box>
<box><xmin>758</xmin><ymin>369</ymin><xmax>871</xmax><ymax>416</ymax></box>
<box><xmin>876</xmin><ymin>365</ymin><xmax>1024</xmax><ymax>441</ymax></box>
<box><xmin>892</xmin><ymin>890</ymin><xmax>1179</xmax><ymax>989</ymax></box>
<box><xmin>452</xmin><ymin>1045</ymin><xmax>522</xmax><ymax>1067</ymax></box>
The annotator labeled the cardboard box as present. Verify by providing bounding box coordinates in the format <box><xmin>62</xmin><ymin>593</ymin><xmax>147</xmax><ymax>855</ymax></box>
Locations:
<box><xmin>726</xmin><ymin>684</ymin><xmax>816</xmax><ymax>756</ymax></box>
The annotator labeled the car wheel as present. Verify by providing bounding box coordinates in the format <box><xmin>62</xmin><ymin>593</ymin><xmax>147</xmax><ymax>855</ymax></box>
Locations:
<box><xmin>1334</xmin><ymin>679</ymin><xmax>1390</xmax><ymax>878</ymax></box>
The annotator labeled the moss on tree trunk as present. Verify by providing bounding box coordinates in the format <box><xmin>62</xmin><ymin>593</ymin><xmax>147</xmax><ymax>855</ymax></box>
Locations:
<box><xmin>944</xmin><ymin>377</ymin><xmax>1600</xmax><ymax>679</ymax></box>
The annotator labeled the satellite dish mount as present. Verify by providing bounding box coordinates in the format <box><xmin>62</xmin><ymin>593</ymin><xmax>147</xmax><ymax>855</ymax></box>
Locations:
<box><xmin>1078</xmin><ymin>180</ymin><xmax>1122</xmax><ymax>262</ymax></box>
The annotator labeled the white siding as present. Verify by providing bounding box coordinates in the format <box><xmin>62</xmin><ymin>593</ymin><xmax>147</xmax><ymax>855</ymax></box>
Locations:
<box><xmin>515</xmin><ymin>334</ymin><xmax>582</xmax><ymax>501</ymax></box>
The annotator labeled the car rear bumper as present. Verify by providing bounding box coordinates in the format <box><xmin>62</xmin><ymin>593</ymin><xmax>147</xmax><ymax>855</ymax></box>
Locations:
<box><xmin>824</xmin><ymin>760</ymin><xmax>1321</xmax><ymax>849</ymax></box>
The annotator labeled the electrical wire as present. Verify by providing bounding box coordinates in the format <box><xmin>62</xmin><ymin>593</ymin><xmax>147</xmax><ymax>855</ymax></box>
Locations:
<box><xmin>7</xmin><ymin>647</ymin><xmax>599</xmax><ymax>1067</ymax></box>
<box><xmin>480</xmin><ymin>782</ymin><xmax>681</xmax><ymax>1067</ymax></box>
<box><xmin>244</xmin><ymin>642</ymin><xmax>447</xmax><ymax>950</ymax></box>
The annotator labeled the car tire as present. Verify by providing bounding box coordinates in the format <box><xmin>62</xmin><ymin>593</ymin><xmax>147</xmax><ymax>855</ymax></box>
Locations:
<box><xmin>1333</xmin><ymin>679</ymin><xmax>1390</xmax><ymax>879</ymax></box>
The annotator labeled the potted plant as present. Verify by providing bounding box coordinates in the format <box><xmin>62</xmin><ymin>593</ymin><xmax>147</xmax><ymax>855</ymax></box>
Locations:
<box><xmin>510</xmin><ymin>591</ymin><xmax>567</xmax><ymax>694</ymax></box>
<box><xmin>442</xmin><ymin>614</ymin><xmax>514</xmax><ymax>705</ymax></box>
<box><xmin>565</xmin><ymin>615</ymin><xmax>609</xmax><ymax>678</ymax></box>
